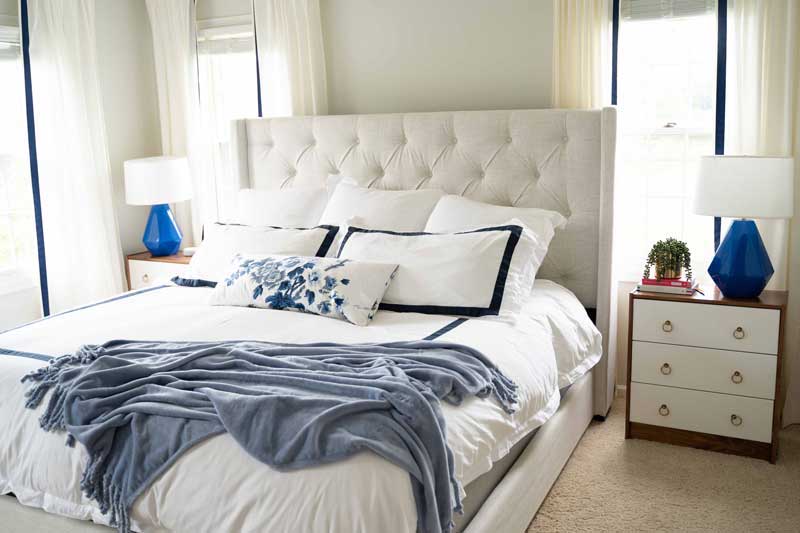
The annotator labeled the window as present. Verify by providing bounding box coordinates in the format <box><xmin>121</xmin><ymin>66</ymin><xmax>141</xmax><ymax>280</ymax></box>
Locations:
<box><xmin>197</xmin><ymin>20</ymin><xmax>259</xmax><ymax>223</ymax></box>
<box><xmin>615</xmin><ymin>2</ymin><xmax>718</xmax><ymax>282</ymax></box>
<box><xmin>0</xmin><ymin>22</ymin><xmax>37</xmax><ymax>280</ymax></box>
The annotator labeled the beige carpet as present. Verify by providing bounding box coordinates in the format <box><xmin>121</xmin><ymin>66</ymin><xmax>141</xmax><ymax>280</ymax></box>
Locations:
<box><xmin>528</xmin><ymin>399</ymin><xmax>800</xmax><ymax>532</ymax></box>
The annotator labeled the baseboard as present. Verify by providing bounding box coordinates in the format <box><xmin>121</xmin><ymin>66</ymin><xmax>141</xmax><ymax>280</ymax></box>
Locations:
<box><xmin>615</xmin><ymin>384</ymin><xmax>627</xmax><ymax>398</ymax></box>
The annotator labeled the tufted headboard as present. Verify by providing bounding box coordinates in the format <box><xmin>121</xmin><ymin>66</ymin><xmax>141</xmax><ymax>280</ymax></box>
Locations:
<box><xmin>229</xmin><ymin>108</ymin><xmax>617</xmax><ymax>416</ymax></box>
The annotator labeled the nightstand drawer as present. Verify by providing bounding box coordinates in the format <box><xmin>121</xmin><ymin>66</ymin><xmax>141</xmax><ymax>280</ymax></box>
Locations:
<box><xmin>632</xmin><ymin>299</ymin><xmax>780</xmax><ymax>354</ymax></box>
<box><xmin>629</xmin><ymin>382</ymin><xmax>774</xmax><ymax>443</ymax></box>
<box><xmin>631</xmin><ymin>341</ymin><xmax>777</xmax><ymax>400</ymax></box>
<box><xmin>129</xmin><ymin>260</ymin><xmax>188</xmax><ymax>290</ymax></box>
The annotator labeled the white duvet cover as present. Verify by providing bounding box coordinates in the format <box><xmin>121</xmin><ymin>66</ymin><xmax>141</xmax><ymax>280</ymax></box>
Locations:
<box><xmin>0</xmin><ymin>281</ymin><xmax>597</xmax><ymax>532</ymax></box>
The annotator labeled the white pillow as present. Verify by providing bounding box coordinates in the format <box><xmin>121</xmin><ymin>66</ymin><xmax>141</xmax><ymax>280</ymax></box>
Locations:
<box><xmin>319</xmin><ymin>180</ymin><xmax>443</xmax><ymax>231</ymax></box>
<box><xmin>236</xmin><ymin>188</ymin><xmax>328</xmax><ymax>227</ymax></box>
<box><xmin>175</xmin><ymin>223</ymin><xmax>339</xmax><ymax>286</ymax></box>
<box><xmin>210</xmin><ymin>254</ymin><xmax>398</xmax><ymax>326</ymax></box>
<box><xmin>336</xmin><ymin>220</ymin><xmax>540</xmax><ymax>317</ymax></box>
<box><xmin>425</xmin><ymin>195</ymin><xmax>566</xmax><ymax>241</ymax></box>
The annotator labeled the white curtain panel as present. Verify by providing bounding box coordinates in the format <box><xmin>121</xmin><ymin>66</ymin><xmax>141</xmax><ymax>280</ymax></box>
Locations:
<box><xmin>145</xmin><ymin>0</ymin><xmax>211</xmax><ymax>244</ymax></box>
<box><xmin>552</xmin><ymin>0</ymin><xmax>612</xmax><ymax>109</ymax></box>
<box><xmin>253</xmin><ymin>0</ymin><xmax>328</xmax><ymax>116</ymax></box>
<box><xmin>27</xmin><ymin>0</ymin><xmax>126</xmax><ymax>313</ymax></box>
<box><xmin>725</xmin><ymin>0</ymin><xmax>797</xmax><ymax>291</ymax></box>
<box><xmin>726</xmin><ymin>0</ymin><xmax>800</xmax><ymax>426</ymax></box>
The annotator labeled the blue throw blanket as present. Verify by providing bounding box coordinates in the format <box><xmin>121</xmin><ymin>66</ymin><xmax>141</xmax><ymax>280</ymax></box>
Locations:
<box><xmin>21</xmin><ymin>339</ymin><xmax>518</xmax><ymax>533</ymax></box>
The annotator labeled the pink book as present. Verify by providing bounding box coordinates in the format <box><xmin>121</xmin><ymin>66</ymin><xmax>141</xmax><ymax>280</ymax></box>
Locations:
<box><xmin>641</xmin><ymin>278</ymin><xmax>693</xmax><ymax>288</ymax></box>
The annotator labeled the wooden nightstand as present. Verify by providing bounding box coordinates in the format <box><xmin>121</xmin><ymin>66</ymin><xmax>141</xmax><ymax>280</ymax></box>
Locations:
<box><xmin>125</xmin><ymin>251</ymin><xmax>191</xmax><ymax>291</ymax></box>
<box><xmin>625</xmin><ymin>287</ymin><xmax>788</xmax><ymax>463</ymax></box>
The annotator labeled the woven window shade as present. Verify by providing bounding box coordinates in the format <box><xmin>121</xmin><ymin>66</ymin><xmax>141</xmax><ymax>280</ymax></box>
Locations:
<box><xmin>621</xmin><ymin>0</ymin><xmax>716</xmax><ymax>20</ymax></box>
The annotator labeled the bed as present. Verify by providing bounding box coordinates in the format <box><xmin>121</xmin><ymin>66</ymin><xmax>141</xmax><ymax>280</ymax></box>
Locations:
<box><xmin>0</xmin><ymin>107</ymin><xmax>616</xmax><ymax>532</ymax></box>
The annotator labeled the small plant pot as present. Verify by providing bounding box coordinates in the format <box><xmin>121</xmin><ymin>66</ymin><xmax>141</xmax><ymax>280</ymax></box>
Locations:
<box><xmin>643</xmin><ymin>238</ymin><xmax>692</xmax><ymax>283</ymax></box>
<box><xmin>657</xmin><ymin>265</ymin><xmax>682</xmax><ymax>280</ymax></box>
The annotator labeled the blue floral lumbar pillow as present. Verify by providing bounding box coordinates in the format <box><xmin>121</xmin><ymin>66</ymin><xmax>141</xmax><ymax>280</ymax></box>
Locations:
<box><xmin>209</xmin><ymin>254</ymin><xmax>399</xmax><ymax>326</ymax></box>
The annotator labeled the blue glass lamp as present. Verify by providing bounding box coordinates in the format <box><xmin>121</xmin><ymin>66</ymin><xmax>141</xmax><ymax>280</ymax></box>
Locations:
<box><xmin>124</xmin><ymin>156</ymin><xmax>193</xmax><ymax>257</ymax></box>
<box><xmin>694</xmin><ymin>156</ymin><xmax>794</xmax><ymax>298</ymax></box>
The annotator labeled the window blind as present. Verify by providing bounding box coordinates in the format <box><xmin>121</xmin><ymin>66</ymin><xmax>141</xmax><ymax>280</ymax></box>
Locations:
<box><xmin>621</xmin><ymin>0</ymin><xmax>715</xmax><ymax>20</ymax></box>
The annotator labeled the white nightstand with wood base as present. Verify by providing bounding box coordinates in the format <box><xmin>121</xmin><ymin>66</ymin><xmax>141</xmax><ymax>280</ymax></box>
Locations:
<box><xmin>125</xmin><ymin>251</ymin><xmax>191</xmax><ymax>291</ymax></box>
<box><xmin>625</xmin><ymin>287</ymin><xmax>788</xmax><ymax>463</ymax></box>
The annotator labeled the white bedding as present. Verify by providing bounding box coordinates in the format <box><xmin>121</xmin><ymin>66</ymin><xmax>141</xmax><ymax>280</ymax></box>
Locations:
<box><xmin>0</xmin><ymin>281</ymin><xmax>598</xmax><ymax>532</ymax></box>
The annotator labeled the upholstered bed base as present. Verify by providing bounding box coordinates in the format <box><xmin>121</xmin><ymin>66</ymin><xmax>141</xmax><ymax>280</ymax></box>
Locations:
<box><xmin>458</xmin><ymin>371</ymin><xmax>594</xmax><ymax>532</ymax></box>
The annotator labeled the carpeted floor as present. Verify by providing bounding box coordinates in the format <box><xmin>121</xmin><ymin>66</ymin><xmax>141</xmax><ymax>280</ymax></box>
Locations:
<box><xmin>528</xmin><ymin>399</ymin><xmax>800</xmax><ymax>532</ymax></box>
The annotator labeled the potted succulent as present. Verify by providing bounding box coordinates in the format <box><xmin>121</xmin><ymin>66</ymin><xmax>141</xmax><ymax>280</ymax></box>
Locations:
<box><xmin>643</xmin><ymin>238</ymin><xmax>693</xmax><ymax>281</ymax></box>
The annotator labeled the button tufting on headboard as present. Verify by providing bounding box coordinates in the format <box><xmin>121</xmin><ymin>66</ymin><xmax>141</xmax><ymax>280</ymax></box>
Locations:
<box><xmin>231</xmin><ymin>109</ymin><xmax>615</xmax><ymax>308</ymax></box>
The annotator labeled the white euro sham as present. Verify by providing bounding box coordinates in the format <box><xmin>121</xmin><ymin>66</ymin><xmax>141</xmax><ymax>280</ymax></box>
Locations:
<box><xmin>319</xmin><ymin>180</ymin><xmax>443</xmax><ymax>231</ymax></box>
<box><xmin>236</xmin><ymin>188</ymin><xmax>329</xmax><ymax>227</ymax></box>
<box><xmin>425</xmin><ymin>195</ymin><xmax>566</xmax><ymax>257</ymax></box>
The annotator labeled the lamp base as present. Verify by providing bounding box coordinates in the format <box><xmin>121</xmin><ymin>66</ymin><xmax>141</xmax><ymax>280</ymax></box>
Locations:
<box><xmin>708</xmin><ymin>219</ymin><xmax>773</xmax><ymax>299</ymax></box>
<box><xmin>143</xmin><ymin>204</ymin><xmax>182</xmax><ymax>257</ymax></box>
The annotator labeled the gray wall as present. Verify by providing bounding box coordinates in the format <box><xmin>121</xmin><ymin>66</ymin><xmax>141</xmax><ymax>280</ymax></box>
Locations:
<box><xmin>320</xmin><ymin>0</ymin><xmax>553</xmax><ymax>114</ymax></box>
<box><xmin>95</xmin><ymin>0</ymin><xmax>162</xmax><ymax>255</ymax></box>
<box><xmin>0</xmin><ymin>0</ymin><xmax>15</xmax><ymax>17</ymax></box>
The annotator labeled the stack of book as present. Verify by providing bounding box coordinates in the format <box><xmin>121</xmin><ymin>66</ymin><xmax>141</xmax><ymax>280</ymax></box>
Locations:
<box><xmin>637</xmin><ymin>278</ymin><xmax>698</xmax><ymax>295</ymax></box>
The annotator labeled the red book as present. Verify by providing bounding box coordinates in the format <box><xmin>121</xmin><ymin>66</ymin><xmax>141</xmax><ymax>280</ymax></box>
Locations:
<box><xmin>641</xmin><ymin>278</ymin><xmax>693</xmax><ymax>288</ymax></box>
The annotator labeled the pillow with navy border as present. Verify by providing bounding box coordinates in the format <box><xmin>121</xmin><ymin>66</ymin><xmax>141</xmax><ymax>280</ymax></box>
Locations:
<box><xmin>336</xmin><ymin>219</ymin><xmax>543</xmax><ymax>317</ymax></box>
<box><xmin>209</xmin><ymin>254</ymin><xmax>399</xmax><ymax>326</ymax></box>
<box><xmin>173</xmin><ymin>223</ymin><xmax>339</xmax><ymax>287</ymax></box>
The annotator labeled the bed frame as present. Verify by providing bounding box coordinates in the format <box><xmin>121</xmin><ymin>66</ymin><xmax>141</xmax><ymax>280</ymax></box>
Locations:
<box><xmin>228</xmin><ymin>107</ymin><xmax>618</xmax><ymax>531</ymax></box>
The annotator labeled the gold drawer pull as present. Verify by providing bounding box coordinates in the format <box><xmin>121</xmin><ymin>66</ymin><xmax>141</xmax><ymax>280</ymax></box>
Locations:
<box><xmin>733</xmin><ymin>326</ymin><xmax>745</xmax><ymax>340</ymax></box>
<box><xmin>662</xmin><ymin>320</ymin><xmax>673</xmax><ymax>333</ymax></box>
<box><xmin>660</xmin><ymin>363</ymin><xmax>672</xmax><ymax>375</ymax></box>
<box><xmin>731</xmin><ymin>414</ymin><xmax>743</xmax><ymax>426</ymax></box>
<box><xmin>658</xmin><ymin>404</ymin><xmax>670</xmax><ymax>416</ymax></box>
<box><xmin>731</xmin><ymin>371</ymin><xmax>743</xmax><ymax>384</ymax></box>
<box><xmin>141</xmin><ymin>273</ymin><xmax>150</xmax><ymax>283</ymax></box>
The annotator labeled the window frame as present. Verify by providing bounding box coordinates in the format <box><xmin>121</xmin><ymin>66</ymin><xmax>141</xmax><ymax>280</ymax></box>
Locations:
<box><xmin>611</xmin><ymin>0</ymin><xmax>728</xmax><ymax>274</ymax></box>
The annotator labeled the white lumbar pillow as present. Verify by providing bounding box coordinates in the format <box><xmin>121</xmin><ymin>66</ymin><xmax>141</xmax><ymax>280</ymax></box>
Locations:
<box><xmin>209</xmin><ymin>254</ymin><xmax>398</xmax><ymax>326</ymax></box>
<box><xmin>175</xmin><ymin>223</ymin><xmax>339</xmax><ymax>286</ymax></box>
<box><xmin>319</xmin><ymin>180</ymin><xmax>443</xmax><ymax>231</ymax></box>
<box><xmin>336</xmin><ymin>219</ymin><xmax>542</xmax><ymax>317</ymax></box>
<box><xmin>236</xmin><ymin>187</ymin><xmax>328</xmax><ymax>227</ymax></box>
<box><xmin>425</xmin><ymin>195</ymin><xmax>567</xmax><ymax>240</ymax></box>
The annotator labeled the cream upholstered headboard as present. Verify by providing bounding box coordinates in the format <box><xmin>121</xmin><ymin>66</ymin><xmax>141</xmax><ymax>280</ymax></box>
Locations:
<box><xmin>229</xmin><ymin>108</ymin><xmax>617</xmax><ymax>416</ymax></box>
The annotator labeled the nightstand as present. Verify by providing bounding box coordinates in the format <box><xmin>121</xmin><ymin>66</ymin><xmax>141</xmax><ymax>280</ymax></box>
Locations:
<box><xmin>625</xmin><ymin>287</ymin><xmax>788</xmax><ymax>463</ymax></box>
<box><xmin>126</xmin><ymin>251</ymin><xmax>191</xmax><ymax>290</ymax></box>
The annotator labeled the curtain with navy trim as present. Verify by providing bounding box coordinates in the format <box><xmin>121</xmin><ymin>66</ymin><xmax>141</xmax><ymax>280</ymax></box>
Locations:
<box><xmin>252</xmin><ymin>0</ymin><xmax>327</xmax><ymax>117</ymax></box>
<box><xmin>24</xmin><ymin>0</ymin><xmax>126</xmax><ymax>314</ymax></box>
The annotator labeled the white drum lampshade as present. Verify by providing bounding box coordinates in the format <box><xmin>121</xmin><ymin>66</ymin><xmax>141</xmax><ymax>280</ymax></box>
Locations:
<box><xmin>124</xmin><ymin>156</ymin><xmax>193</xmax><ymax>257</ymax></box>
<box><xmin>693</xmin><ymin>156</ymin><xmax>794</xmax><ymax>219</ymax></box>
<box><xmin>124</xmin><ymin>156</ymin><xmax>193</xmax><ymax>206</ymax></box>
<box><xmin>692</xmin><ymin>155</ymin><xmax>794</xmax><ymax>299</ymax></box>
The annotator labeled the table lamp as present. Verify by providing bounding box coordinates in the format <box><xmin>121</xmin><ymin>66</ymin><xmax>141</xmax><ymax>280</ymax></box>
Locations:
<box><xmin>124</xmin><ymin>156</ymin><xmax>192</xmax><ymax>256</ymax></box>
<box><xmin>693</xmin><ymin>155</ymin><xmax>794</xmax><ymax>298</ymax></box>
